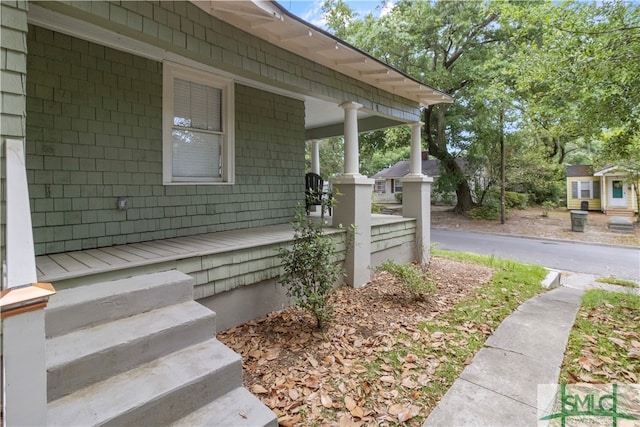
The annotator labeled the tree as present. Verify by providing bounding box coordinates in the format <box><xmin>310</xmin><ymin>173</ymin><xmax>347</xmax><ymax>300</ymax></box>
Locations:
<box><xmin>321</xmin><ymin>0</ymin><xmax>640</xmax><ymax>214</ymax></box>
<box><xmin>323</xmin><ymin>0</ymin><xmax>506</xmax><ymax>213</ymax></box>
<box><xmin>505</xmin><ymin>1</ymin><xmax>640</xmax><ymax>163</ymax></box>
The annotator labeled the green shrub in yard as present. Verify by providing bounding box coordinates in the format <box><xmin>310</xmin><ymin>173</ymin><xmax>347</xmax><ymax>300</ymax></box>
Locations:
<box><xmin>542</xmin><ymin>200</ymin><xmax>557</xmax><ymax>217</ymax></box>
<box><xmin>505</xmin><ymin>191</ymin><xmax>528</xmax><ymax>210</ymax></box>
<box><xmin>278</xmin><ymin>207</ymin><xmax>342</xmax><ymax>329</ymax></box>
<box><xmin>468</xmin><ymin>195</ymin><xmax>500</xmax><ymax>220</ymax></box>
<box><xmin>377</xmin><ymin>260</ymin><xmax>436</xmax><ymax>301</ymax></box>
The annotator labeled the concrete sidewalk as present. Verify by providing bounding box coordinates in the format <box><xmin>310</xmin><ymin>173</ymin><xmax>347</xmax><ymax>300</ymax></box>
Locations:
<box><xmin>422</xmin><ymin>272</ymin><xmax>638</xmax><ymax>427</ymax></box>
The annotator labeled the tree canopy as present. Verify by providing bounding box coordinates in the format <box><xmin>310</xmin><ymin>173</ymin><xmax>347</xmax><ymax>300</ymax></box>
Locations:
<box><xmin>317</xmin><ymin>0</ymin><xmax>640</xmax><ymax>213</ymax></box>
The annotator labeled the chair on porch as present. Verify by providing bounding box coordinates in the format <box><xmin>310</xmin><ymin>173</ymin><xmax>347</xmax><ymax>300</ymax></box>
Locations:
<box><xmin>305</xmin><ymin>172</ymin><xmax>332</xmax><ymax>217</ymax></box>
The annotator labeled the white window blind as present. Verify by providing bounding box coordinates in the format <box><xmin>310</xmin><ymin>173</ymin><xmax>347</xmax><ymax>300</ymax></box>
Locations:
<box><xmin>163</xmin><ymin>62</ymin><xmax>234</xmax><ymax>185</ymax></box>
<box><xmin>172</xmin><ymin>79</ymin><xmax>223</xmax><ymax>179</ymax></box>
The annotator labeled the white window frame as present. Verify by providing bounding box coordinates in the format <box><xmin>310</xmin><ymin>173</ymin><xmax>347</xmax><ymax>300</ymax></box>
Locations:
<box><xmin>163</xmin><ymin>61</ymin><xmax>235</xmax><ymax>185</ymax></box>
<box><xmin>579</xmin><ymin>181</ymin><xmax>593</xmax><ymax>199</ymax></box>
<box><xmin>393</xmin><ymin>179</ymin><xmax>403</xmax><ymax>194</ymax></box>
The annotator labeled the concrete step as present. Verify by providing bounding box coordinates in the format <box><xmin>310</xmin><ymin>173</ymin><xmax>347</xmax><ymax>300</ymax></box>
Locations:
<box><xmin>47</xmin><ymin>338</ymin><xmax>242</xmax><ymax>426</ymax></box>
<box><xmin>46</xmin><ymin>270</ymin><xmax>194</xmax><ymax>338</ymax></box>
<box><xmin>46</xmin><ymin>300</ymin><xmax>216</xmax><ymax>402</ymax></box>
<box><xmin>171</xmin><ymin>387</ymin><xmax>278</xmax><ymax>427</ymax></box>
<box><xmin>609</xmin><ymin>216</ymin><xmax>635</xmax><ymax>234</ymax></box>
<box><xmin>606</xmin><ymin>209</ymin><xmax>635</xmax><ymax>217</ymax></box>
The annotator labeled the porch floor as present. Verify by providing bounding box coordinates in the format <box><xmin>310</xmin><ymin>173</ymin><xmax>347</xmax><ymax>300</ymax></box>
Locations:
<box><xmin>35</xmin><ymin>213</ymin><xmax>409</xmax><ymax>285</ymax></box>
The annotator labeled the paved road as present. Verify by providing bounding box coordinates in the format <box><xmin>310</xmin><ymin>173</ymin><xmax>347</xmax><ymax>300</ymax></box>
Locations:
<box><xmin>431</xmin><ymin>228</ymin><xmax>640</xmax><ymax>281</ymax></box>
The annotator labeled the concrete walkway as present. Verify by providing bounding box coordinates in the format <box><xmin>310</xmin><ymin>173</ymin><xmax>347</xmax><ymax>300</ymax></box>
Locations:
<box><xmin>422</xmin><ymin>272</ymin><xmax>639</xmax><ymax>427</ymax></box>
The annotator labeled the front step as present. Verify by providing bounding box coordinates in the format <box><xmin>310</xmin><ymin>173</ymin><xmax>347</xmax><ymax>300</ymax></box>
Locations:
<box><xmin>609</xmin><ymin>216</ymin><xmax>635</xmax><ymax>234</ymax></box>
<box><xmin>171</xmin><ymin>387</ymin><xmax>278</xmax><ymax>427</ymax></box>
<box><xmin>46</xmin><ymin>270</ymin><xmax>193</xmax><ymax>338</ymax></box>
<box><xmin>48</xmin><ymin>339</ymin><xmax>242</xmax><ymax>426</ymax></box>
<box><xmin>46</xmin><ymin>270</ymin><xmax>276</xmax><ymax>426</ymax></box>
<box><xmin>47</xmin><ymin>300</ymin><xmax>216</xmax><ymax>401</ymax></box>
<box><xmin>606</xmin><ymin>208</ymin><xmax>635</xmax><ymax>217</ymax></box>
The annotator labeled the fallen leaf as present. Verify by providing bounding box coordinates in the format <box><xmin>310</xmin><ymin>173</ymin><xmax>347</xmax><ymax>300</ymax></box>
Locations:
<box><xmin>431</xmin><ymin>331</ymin><xmax>445</xmax><ymax>340</ymax></box>
<box><xmin>305</xmin><ymin>376</ymin><xmax>320</xmax><ymax>389</ymax></box>
<box><xmin>584</xmin><ymin>334</ymin><xmax>598</xmax><ymax>344</ymax></box>
<box><xmin>344</xmin><ymin>396</ymin><xmax>357</xmax><ymax>411</ymax></box>
<box><xmin>405</xmin><ymin>353</ymin><xmax>419</xmax><ymax>363</ymax></box>
<box><xmin>579</xmin><ymin>373</ymin><xmax>603</xmax><ymax>384</ymax></box>
<box><xmin>380</xmin><ymin>375</ymin><xmax>396</xmax><ymax>384</ymax></box>
<box><xmin>628</xmin><ymin>348</ymin><xmax>640</xmax><ymax>359</ymax></box>
<box><xmin>388</xmin><ymin>403</ymin><xmax>404</xmax><ymax>415</ymax></box>
<box><xmin>250</xmin><ymin>384</ymin><xmax>269</xmax><ymax>394</ymax></box>
<box><xmin>578</xmin><ymin>356</ymin><xmax>591</xmax><ymax>372</ymax></box>
<box><xmin>397</xmin><ymin>405</ymin><xmax>420</xmax><ymax>422</ymax></box>
<box><xmin>609</xmin><ymin>337</ymin><xmax>627</xmax><ymax>348</ymax></box>
<box><xmin>350</xmin><ymin>405</ymin><xmax>364</xmax><ymax>419</ymax></box>
<box><xmin>599</xmin><ymin>355</ymin><xmax>615</xmax><ymax>364</ymax></box>
<box><xmin>321</xmin><ymin>393</ymin><xmax>333</xmax><ymax>408</ymax></box>
<box><xmin>362</xmin><ymin>381</ymin><xmax>371</xmax><ymax>395</ymax></box>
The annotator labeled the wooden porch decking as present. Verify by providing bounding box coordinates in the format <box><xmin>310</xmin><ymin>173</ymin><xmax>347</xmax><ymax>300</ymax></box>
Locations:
<box><xmin>36</xmin><ymin>214</ymin><xmax>412</xmax><ymax>286</ymax></box>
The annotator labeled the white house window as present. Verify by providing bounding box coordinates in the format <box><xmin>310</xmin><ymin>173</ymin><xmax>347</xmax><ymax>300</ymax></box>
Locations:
<box><xmin>392</xmin><ymin>179</ymin><xmax>403</xmax><ymax>194</ymax></box>
<box><xmin>163</xmin><ymin>62</ymin><xmax>234</xmax><ymax>184</ymax></box>
<box><xmin>571</xmin><ymin>180</ymin><xmax>600</xmax><ymax>199</ymax></box>
<box><xmin>374</xmin><ymin>180</ymin><xmax>386</xmax><ymax>193</ymax></box>
<box><xmin>579</xmin><ymin>181</ymin><xmax>592</xmax><ymax>198</ymax></box>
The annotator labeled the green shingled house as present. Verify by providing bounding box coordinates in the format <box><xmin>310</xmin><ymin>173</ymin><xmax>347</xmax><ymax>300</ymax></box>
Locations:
<box><xmin>0</xmin><ymin>1</ymin><xmax>452</xmax><ymax>425</ymax></box>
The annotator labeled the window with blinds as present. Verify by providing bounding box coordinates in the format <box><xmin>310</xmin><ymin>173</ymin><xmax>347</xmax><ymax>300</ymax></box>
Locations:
<box><xmin>163</xmin><ymin>62</ymin><xmax>234</xmax><ymax>184</ymax></box>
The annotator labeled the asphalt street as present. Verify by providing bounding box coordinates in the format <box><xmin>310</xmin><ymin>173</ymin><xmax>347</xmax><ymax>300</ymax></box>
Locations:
<box><xmin>431</xmin><ymin>228</ymin><xmax>640</xmax><ymax>281</ymax></box>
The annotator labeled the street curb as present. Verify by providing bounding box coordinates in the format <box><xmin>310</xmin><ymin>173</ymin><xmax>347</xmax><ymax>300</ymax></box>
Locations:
<box><xmin>541</xmin><ymin>269</ymin><xmax>561</xmax><ymax>289</ymax></box>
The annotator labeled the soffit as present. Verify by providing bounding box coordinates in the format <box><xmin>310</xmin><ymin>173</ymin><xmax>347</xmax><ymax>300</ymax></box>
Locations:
<box><xmin>190</xmin><ymin>0</ymin><xmax>453</xmax><ymax>108</ymax></box>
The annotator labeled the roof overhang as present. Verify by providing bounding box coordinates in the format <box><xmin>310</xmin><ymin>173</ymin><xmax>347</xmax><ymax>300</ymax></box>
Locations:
<box><xmin>190</xmin><ymin>1</ymin><xmax>453</xmax><ymax>108</ymax></box>
<box><xmin>594</xmin><ymin>166</ymin><xmax>634</xmax><ymax>176</ymax></box>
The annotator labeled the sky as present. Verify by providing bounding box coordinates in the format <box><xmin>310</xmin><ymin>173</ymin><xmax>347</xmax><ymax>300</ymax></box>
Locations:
<box><xmin>278</xmin><ymin>0</ymin><xmax>388</xmax><ymax>29</ymax></box>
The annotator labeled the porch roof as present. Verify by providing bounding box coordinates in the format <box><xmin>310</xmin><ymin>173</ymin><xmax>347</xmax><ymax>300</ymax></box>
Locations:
<box><xmin>194</xmin><ymin>1</ymin><xmax>453</xmax><ymax>109</ymax></box>
<box><xmin>594</xmin><ymin>165</ymin><xmax>633</xmax><ymax>176</ymax></box>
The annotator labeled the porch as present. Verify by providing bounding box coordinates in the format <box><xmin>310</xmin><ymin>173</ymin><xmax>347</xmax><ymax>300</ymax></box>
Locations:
<box><xmin>36</xmin><ymin>213</ymin><xmax>416</xmax><ymax>326</ymax></box>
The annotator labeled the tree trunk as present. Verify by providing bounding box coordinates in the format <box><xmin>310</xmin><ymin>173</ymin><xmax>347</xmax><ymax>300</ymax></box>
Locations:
<box><xmin>424</xmin><ymin>105</ymin><xmax>476</xmax><ymax>214</ymax></box>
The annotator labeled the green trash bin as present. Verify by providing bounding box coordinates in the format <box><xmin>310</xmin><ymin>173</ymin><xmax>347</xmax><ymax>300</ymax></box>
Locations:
<box><xmin>570</xmin><ymin>210</ymin><xmax>588</xmax><ymax>232</ymax></box>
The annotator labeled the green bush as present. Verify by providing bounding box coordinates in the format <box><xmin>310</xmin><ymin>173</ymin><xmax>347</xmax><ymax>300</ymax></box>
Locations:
<box><xmin>528</xmin><ymin>181</ymin><xmax>565</xmax><ymax>205</ymax></box>
<box><xmin>377</xmin><ymin>260</ymin><xmax>436</xmax><ymax>301</ymax></box>
<box><xmin>505</xmin><ymin>191</ymin><xmax>529</xmax><ymax>210</ymax></box>
<box><xmin>468</xmin><ymin>195</ymin><xmax>500</xmax><ymax>220</ymax></box>
<box><xmin>541</xmin><ymin>200</ymin><xmax>557</xmax><ymax>217</ymax></box>
<box><xmin>394</xmin><ymin>192</ymin><xmax>403</xmax><ymax>203</ymax></box>
<box><xmin>278</xmin><ymin>207</ymin><xmax>341</xmax><ymax>329</ymax></box>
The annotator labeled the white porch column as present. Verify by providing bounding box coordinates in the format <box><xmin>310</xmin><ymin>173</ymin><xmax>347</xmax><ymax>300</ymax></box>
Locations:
<box><xmin>332</xmin><ymin>101</ymin><xmax>373</xmax><ymax>288</ymax></box>
<box><xmin>408</xmin><ymin>122</ymin><xmax>424</xmax><ymax>176</ymax></box>
<box><xmin>340</xmin><ymin>101</ymin><xmax>362</xmax><ymax>176</ymax></box>
<box><xmin>310</xmin><ymin>139</ymin><xmax>321</xmax><ymax>175</ymax></box>
<box><xmin>402</xmin><ymin>123</ymin><xmax>434</xmax><ymax>265</ymax></box>
<box><xmin>2</xmin><ymin>139</ymin><xmax>55</xmax><ymax>426</ymax></box>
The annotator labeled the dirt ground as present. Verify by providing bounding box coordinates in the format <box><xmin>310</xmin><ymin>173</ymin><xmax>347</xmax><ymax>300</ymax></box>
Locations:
<box><xmin>219</xmin><ymin>257</ymin><xmax>494</xmax><ymax>426</ymax></box>
<box><xmin>218</xmin><ymin>205</ymin><xmax>638</xmax><ymax>426</ymax></box>
<box><xmin>431</xmin><ymin>205</ymin><xmax>639</xmax><ymax>247</ymax></box>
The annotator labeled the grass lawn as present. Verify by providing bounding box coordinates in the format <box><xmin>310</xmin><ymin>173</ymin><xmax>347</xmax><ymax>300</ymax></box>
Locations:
<box><xmin>560</xmin><ymin>289</ymin><xmax>640</xmax><ymax>384</ymax></box>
